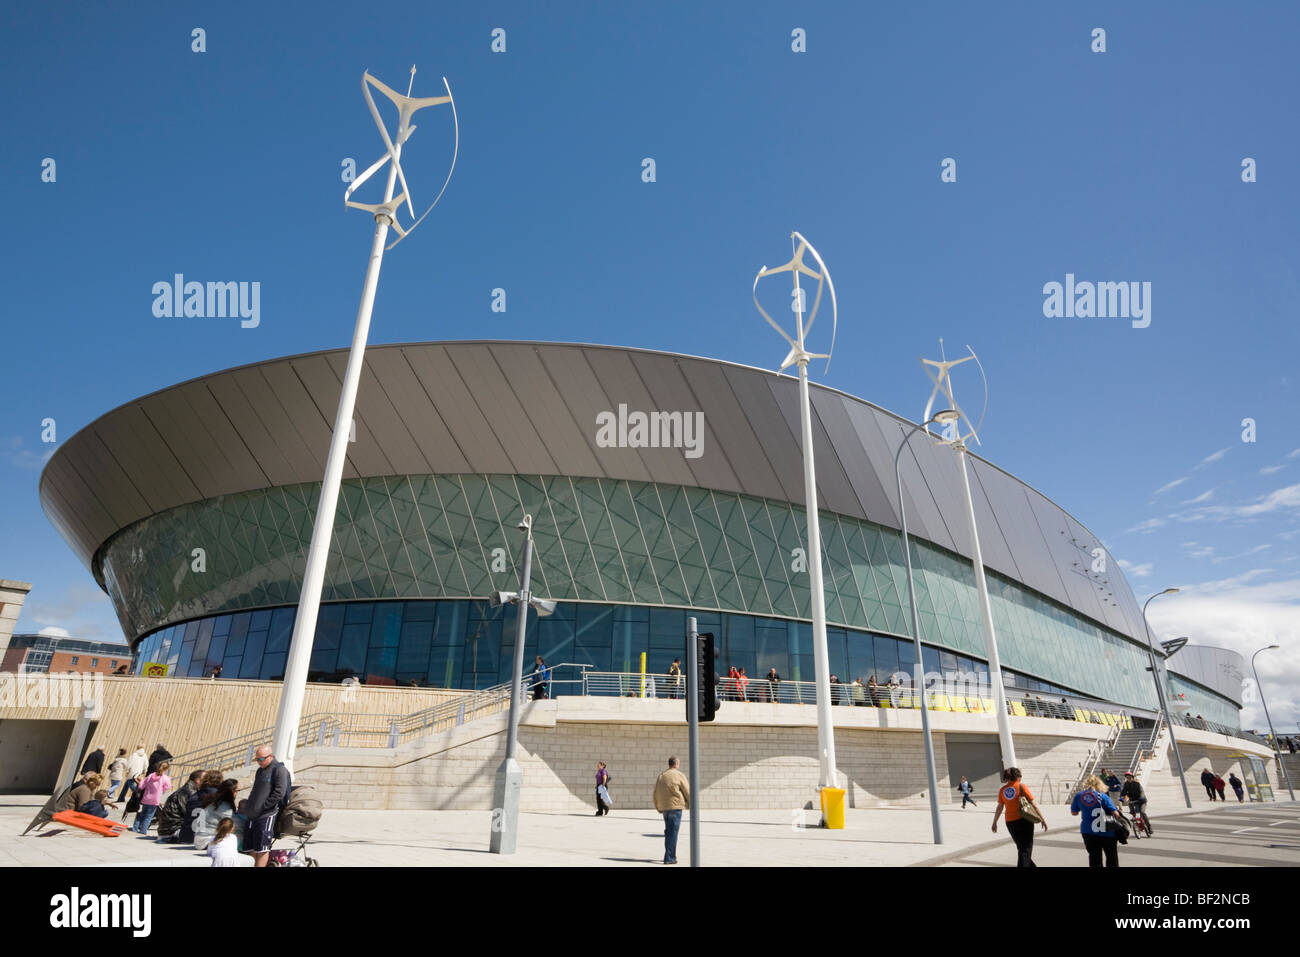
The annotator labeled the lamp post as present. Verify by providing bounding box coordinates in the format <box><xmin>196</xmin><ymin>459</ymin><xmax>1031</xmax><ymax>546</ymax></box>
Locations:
<box><xmin>490</xmin><ymin>514</ymin><xmax>556</xmax><ymax>854</ymax></box>
<box><xmin>894</xmin><ymin>410</ymin><xmax>959</xmax><ymax>845</ymax></box>
<box><xmin>753</xmin><ymin>232</ymin><xmax>840</xmax><ymax>794</ymax></box>
<box><xmin>919</xmin><ymin>344</ymin><xmax>1016</xmax><ymax>769</ymax></box>
<box><xmin>1141</xmin><ymin>588</ymin><xmax>1192</xmax><ymax>808</ymax></box>
<box><xmin>1251</xmin><ymin>644</ymin><xmax>1295</xmax><ymax>801</ymax></box>
<box><xmin>272</xmin><ymin>69</ymin><xmax>457</xmax><ymax>772</ymax></box>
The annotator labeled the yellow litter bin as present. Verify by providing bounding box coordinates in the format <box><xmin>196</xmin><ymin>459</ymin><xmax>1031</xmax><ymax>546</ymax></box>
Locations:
<box><xmin>820</xmin><ymin>787</ymin><xmax>846</xmax><ymax>829</ymax></box>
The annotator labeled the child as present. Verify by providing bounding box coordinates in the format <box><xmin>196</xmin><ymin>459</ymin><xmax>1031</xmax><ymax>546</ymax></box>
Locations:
<box><xmin>207</xmin><ymin>818</ymin><xmax>240</xmax><ymax>867</ymax></box>
<box><xmin>78</xmin><ymin>789</ymin><xmax>116</xmax><ymax>818</ymax></box>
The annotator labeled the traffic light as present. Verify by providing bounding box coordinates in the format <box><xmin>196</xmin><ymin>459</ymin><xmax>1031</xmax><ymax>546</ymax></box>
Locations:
<box><xmin>699</xmin><ymin>631</ymin><xmax>721</xmax><ymax>722</ymax></box>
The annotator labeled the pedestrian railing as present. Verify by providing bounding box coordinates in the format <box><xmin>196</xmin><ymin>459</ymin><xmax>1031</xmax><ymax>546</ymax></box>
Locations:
<box><xmin>166</xmin><ymin>663</ymin><xmax>597</xmax><ymax>783</ymax></box>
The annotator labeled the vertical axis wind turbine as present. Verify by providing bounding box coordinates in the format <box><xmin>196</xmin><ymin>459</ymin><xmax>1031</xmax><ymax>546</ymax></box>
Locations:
<box><xmin>920</xmin><ymin>340</ymin><xmax>1017</xmax><ymax>768</ymax></box>
<box><xmin>272</xmin><ymin>67</ymin><xmax>458</xmax><ymax>771</ymax></box>
<box><xmin>754</xmin><ymin>231</ymin><xmax>839</xmax><ymax>793</ymax></box>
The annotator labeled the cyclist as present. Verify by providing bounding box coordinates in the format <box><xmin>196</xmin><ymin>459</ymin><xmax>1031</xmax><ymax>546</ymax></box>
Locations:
<box><xmin>1119</xmin><ymin>771</ymin><xmax>1151</xmax><ymax>834</ymax></box>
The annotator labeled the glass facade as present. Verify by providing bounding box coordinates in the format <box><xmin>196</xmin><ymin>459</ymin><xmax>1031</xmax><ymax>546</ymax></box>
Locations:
<box><xmin>105</xmin><ymin>473</ymin><xmax>1179</xmax><ymax>712</ymax></box>
<box><xmin>1169</xmin><ymin>674</ymin><xmax>1240</xmax><ymax>729</ymax></box>
<box><xmin>132</xmin><ymin>596</ymin><xmax>1081</xmax><ymax>696</ymax></box>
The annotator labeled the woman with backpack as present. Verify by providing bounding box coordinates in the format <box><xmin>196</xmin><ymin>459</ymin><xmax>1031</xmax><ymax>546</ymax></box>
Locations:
<box><xmin>991</xmin><ymin>767</ymin><xmax>1047</xmax><ymax>867</ymax></box>
<box><xmin>1070</xmin><ymin>774</ymin><xmax>1122</xmax><ymax>867</ymax></box>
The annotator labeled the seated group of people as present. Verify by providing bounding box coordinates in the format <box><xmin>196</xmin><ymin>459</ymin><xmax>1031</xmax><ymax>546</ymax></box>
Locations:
<box><xmin>64</xmin><ymin>768</ymin><xmax>245</xmax><ymax>866</ymax></box>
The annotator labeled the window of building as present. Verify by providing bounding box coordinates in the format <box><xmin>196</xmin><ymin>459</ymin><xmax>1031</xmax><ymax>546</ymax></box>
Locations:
<box><xmin>70</xmin><ymin>656</ymin><xmax>79</xmax><ymax>665</ymax></box>
<box><xmin>91</xmin><ymin>658</ymin><xmax>99</xmax><ymax>667</ymax></box>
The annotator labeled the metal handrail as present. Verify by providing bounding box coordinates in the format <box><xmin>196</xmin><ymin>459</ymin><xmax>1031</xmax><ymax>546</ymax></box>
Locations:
<box><xmin>166</xmin><ymin>662</ymin><xmax>596</xmax><ymax>782</ymax></box>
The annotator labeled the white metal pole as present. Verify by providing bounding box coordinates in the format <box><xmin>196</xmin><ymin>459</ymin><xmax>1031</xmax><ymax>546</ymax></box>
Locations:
<box><xmin>1252</xmin><ymin>647</ymin><xmax>1295</xmax><ymax>801</ymax></box>
<box><xmin>954</xmin><ymin>444</ymin><xmax>1016</xmax><ymax>768</ymax></box>
<box><xmin>895</xmin><ymin>420</ymin><xmax>944</xmax><ymax>844</ymax></box>
<box><xmin>491</xmin><ymin>524</ymin><xmax>533</xmax><ymax>853</ymax></box>
<box><xmin>272</xmin><ymin>150</ymin><xmax>402</xmax><ymax>773</ymax></box>
<box><xmin>794</xmin><ymin>284</ymin><xmax>838</xmax><ymax>791</ymax></box>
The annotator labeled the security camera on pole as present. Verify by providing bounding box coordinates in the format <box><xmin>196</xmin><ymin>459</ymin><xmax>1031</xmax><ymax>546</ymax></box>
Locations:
<box><xmin>920</xmin><ymin>341</ymin><xmax>1017</xmax><ymax>769</ymax></box>
<box><xmin>753</xmin><ymin>232</ymin><xmax>841</xmax><ymax>805</ymax></box>
<box><xmin>271</xmin><ymin>67</ymin><xmax>459</xmax><ymax>772</ymax></box>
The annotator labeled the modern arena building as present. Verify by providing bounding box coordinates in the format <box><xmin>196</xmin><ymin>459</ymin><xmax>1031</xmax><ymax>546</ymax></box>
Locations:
<box><xmin>36</xmin><ymin>341</ymin><xmax>1278</xmax><ymax>809</ymax></box>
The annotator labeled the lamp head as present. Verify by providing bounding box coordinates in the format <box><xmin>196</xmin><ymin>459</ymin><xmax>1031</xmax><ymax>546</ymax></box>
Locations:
<box><xmin>518</xmin><ymin>513</ymin><xmax>532</xmax><ymax>534</ymax></box>
<box><xmin>488</xmin><ymin>590</ymin><xmax>517</xmax><ymax>608</ymax></box>
<box><xmin>1162</xmin><ymin>587</ymin><xmax>1180</xmax><ymax>596</ymax></box>
<box><xmin>531</xmin><ymin>598</ymin><xmax>557</xmax><ymax>618</ymax></box>
<box><xmin>931</xmin><ymin>409</ymin><xmax>960</xmax><ymax>426</ymax></box>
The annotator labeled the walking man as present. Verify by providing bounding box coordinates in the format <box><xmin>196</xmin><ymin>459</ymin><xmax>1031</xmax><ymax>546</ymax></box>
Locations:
<box><xmin>245</xmin><ymin>744</ymin><xmax>291</xmax><ymax>868</ymax></box>
<box><xmin>1200</xmin><ymin>768</ymin><xmax>1217</xmax><ymax>801</ymax></box>
<box><xmin>958</xmin><ymin>775</ymin><xmax>977</xmax><ymax>808</ymax></box>
<box><xmin>653</xmin><ymin>756</ymin><xmax>690</xmax><ymax>865</ymax></box>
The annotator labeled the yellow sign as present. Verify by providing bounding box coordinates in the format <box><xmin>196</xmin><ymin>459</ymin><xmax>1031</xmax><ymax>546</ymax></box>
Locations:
<box><xmin>142</xmin><ymin>662</ymin><xmax>169</xmax><ymax>678</ymax></box>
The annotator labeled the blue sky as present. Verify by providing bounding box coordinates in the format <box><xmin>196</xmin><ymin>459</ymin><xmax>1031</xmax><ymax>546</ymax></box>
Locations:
<box><xmin>2</xmin><ymin>2</ymin><xmax>1297</xmax><ymax>729</ymax></box>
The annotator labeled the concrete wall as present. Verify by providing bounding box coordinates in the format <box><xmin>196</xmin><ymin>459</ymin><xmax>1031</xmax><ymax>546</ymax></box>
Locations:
<box><xmin>1</xmin><ymin>675</ymin><xmax>470</xmax><ymax>772</ymax></box>
<box><xmin>290</xmin><ymin>698</ymin><xmax>1111</xmax><ymax>812</ymax></box>
<box><xmin>0</xmin><ymin>718</ymin><xmax>74</xmax><ymax>792</ymax></box>
<box><xmin>1139</xmin><ymin>724</ymin><xmax>1282</xmax><ymax>808</ymax></box>
<box><xmin>0</xmin><ymin>580</ymin><xmax>32</xmax><ymax>665</ymax></box>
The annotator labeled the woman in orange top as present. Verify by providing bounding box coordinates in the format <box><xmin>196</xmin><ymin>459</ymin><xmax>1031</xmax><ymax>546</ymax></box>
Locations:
<box><xmin>991</xmin><ymin>767</ymin><xmax>1047</xmax><ymax>867</ymax></box>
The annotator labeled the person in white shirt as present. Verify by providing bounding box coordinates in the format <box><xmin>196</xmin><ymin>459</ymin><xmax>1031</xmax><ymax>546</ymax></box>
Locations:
<box><xmin>207</xmin><ymin>818</ymin><xmax>241</xmax><ymax>867</ymax></box>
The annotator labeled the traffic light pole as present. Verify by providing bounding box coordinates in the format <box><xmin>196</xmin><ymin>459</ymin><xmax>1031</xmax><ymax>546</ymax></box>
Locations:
<box><xmin>686</xmin><ymin>616</ymin><xmax>701</xmax><ymax>868</ymax></box>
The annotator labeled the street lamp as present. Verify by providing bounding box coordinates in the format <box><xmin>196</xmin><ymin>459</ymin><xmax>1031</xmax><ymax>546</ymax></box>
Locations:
<box><xmin>894</xmin><ymin>409</ymin><xmax>959</xmax><ymax>845</ymax></box>
<box><xmin>1141</xmin><ymin>588</ymin><xmax>1192</xmax><ymax>808</ymax></box>
<box><xmin>1250</xmin><ymin>644</ymin><xmax>1295</xmax><ymax>801</ymax></box>
<box><xmin>489</xmin><ymin>514</ymin><xmax>556</xmax><ymax>854</ymax></box>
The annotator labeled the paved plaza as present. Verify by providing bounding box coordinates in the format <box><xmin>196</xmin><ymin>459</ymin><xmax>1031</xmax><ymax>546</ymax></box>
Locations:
<box><xmin>2</xmin><ymin>793</ymin><xmax>1293</xmax><ymax>868</ymax></box>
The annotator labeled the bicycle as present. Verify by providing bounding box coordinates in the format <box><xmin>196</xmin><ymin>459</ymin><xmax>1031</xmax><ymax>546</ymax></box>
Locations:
<box><xmin>1126</xmin><ymin>800</ymin><xmax>1153</xmax><ymax>838</ymax></box>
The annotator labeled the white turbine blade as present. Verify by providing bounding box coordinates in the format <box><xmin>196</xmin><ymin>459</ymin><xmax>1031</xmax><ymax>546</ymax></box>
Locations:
<box><xmin>383</xmin><ymin>77</ymin><xmax>459</xmax><ymax>251</ymax></box>
<box><xmin>797</xmin><ymin>233</ymin><xmax>837</xmax><ymax>372</ymax></box>
<box><xmin>753</xmin><ymin>269</ymin><xmax>798</xmax><ymax>349</ymax></box>
<box><xmin>344</xmin><ymin>152</ymin><xmax>391</xmax><ymax>204</ymax></box>
<box><xmin>360</xmin><ymin>73</ymin><xmax>417</xmax><ymax>220</ymax></box>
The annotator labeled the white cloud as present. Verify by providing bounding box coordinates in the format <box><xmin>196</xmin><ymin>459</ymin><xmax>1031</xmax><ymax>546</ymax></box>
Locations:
<box><xmin>1261</xmin><ymin>465</ymin><xmax>1286</xmax><ymax>475</ymax></box>
<box><xmin>1153</xmin><ymin>477</ymin><xmax>1188</xmax><ymax>496</ymax></box>
<box><xmin>37</xmin><ymin>626</ymin><xmax>71</xmax><ymax>637</ymax></box>
<box><xmin>1211</xmin><ymin>544</ymin><xmax>1272</xmax><ymax>564</ymax></box>
<box><xmin>1117</xmin><ymin>560</ymin><xmax>1153</xmax><ymax>578</ymax></box>
<box><xmin>1180</xmin><ymin>489</ymin><xmax>1214</xmax><ymax>505</ymax></box>
<box><xmin>1237</xmin><ymin>483</ymin><xmax>1300</xmax><ymax>517</ymax></box>
<box><xmin>7</xmin><ymin>436</ymin><xmax>54</xmax><ymax>471</ymax></box>
<box><xmin>1125</xmin><ymin>517</ymin><xmax>1168</xmax><ymax>534</ymax></box>
<box><xmin>1194</xmin><ymin>447</ymin><xmax>1231</xmax><ymax>470</ymax></box>
<box><xmin>1147</xmin><ymin>576</ymin><xmax>1300</xmax><ymax>732</ymax></box>
<box><xmin>1286</xmin><ymin>448</ymin><xmax>1300</xmax><ymax>460</ymax></box>
<box><xmin>15</xmin><ymin>583</ymin><xmax>120</xmax><ymax>642</ymax></box>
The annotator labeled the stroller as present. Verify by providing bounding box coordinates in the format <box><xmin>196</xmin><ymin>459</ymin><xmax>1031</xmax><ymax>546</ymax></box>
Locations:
<box><xmin>269</xmin><ymin>784</ymin><xmax>323</xmax><ymax>867</ymax></box>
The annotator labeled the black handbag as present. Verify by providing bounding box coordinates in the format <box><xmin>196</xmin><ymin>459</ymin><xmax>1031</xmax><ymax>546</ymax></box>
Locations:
<box><xmin>1105</xmin><ymin>807</ymin><xmax>1130</xmax><ymax>844</ymax></box>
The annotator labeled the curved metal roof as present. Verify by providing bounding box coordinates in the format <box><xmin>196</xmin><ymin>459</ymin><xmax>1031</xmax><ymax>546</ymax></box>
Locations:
<box><xmin>39</xmin><ymin>340</ymin><xmax>1148</xmax><ymax>641</ymax></box>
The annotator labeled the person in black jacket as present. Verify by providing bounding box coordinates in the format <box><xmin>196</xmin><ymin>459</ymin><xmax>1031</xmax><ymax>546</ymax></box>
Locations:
<box><xmin>245</xmin><ymin>745</ymin><xmax>291</xmax><ymax>868</ymax></box>
<box><xmin>147</xmin><ymin>744</ymin><xmax>172</xmax><ymax>776</ymax></box>
<box><xmin>157</xmin><ymin>770</ymin><xmax>206</xmax><ymax>843</ymax></box>
<box><xmin>1200</xmin><ymin>768</ymin><xmax>1217</xmax><ymax>801</ymax></box>
<box><xmin>80</xmin><ymin>746</ymin><xmax>105</xmax><ymax>777</ymax></box>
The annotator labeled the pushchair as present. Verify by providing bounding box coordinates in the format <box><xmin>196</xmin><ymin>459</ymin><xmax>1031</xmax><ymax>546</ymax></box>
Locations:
<box><xmin>269</xmin><ymin>784</ymin><xmax>323</xmax><ymax>866</ymax></box>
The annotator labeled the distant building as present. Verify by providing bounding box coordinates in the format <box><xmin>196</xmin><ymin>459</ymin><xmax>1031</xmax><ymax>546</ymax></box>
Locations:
<box><xmin>1</xmin><ymin>633</ymin><xmax>133</xmax><ymax>675</ymax></box>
